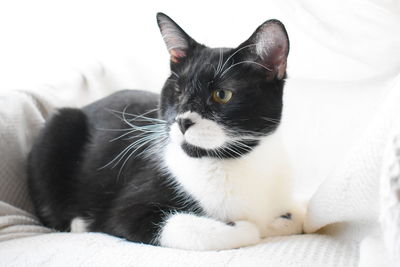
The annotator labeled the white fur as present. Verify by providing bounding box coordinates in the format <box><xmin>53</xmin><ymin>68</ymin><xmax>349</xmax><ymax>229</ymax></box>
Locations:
<box><xmin>264</xmin><ymin>203</ymin><xmax>305</xmax><ymax>237</ymax></box>
<box><xmin>70</xmin><ymin>217</ymin><xmax>88</xmax><ymax>233</ymax></box>
<box><xmin>176</xmin><ymin>111</ymin><xmax>227</xmax><ymax>149</ymax></box>
<box><xmin>159</xmin><ymin>213</ymin><xmax>261</xmax><ymax>250</ymax></box>
<box><xmin>160</xmin><ymin>113</ymin><xmax>304</xmax><ymax>250</ymax></box>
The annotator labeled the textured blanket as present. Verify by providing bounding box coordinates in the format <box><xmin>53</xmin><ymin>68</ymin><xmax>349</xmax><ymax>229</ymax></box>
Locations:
<box><xmin>0</xmin><ymin>72</ymin><xmax>399</xmax><ymax>267</ymax></box>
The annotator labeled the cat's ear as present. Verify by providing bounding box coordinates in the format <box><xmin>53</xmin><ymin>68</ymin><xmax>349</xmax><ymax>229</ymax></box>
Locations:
<box><xmin>156</xmin><ymin>13</ymin><xmax>196</xmax><ymax>63</ymax></box>
<box><xmin>239</xmin><ymin>19</ymin><xmax>289</xmax><ymax>80</ymax></box>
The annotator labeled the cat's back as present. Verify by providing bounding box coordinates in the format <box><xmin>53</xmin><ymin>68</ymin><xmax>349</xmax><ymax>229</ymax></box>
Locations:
<box><xmin>83</xmin><ymin>89</ymin><xmax>159</xmax><ymax>126</ymax></box>
<box><xmin>75</xmin><ymin>89</ymin><xmax>167</xmax><ymax>210</ymax></box>
<box><xmin>27</xmin><ymin>89</ymin><xmax>163</xmax><ymax>230</ymax></box>
<box><xmin>79</xmin><ymin>89</ymin><xmax>162</xmax><ymax>182</ymax></box>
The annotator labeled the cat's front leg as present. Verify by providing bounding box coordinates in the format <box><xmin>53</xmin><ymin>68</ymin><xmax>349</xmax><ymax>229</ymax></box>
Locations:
<box><xmin>263</xmin><ymin>204</ymin><xmax>306</xmax><ymax>237</ymax></box>
<box><xmin>158</xmin><ymin>213</ymin><xmax>261</xmax><ymax>250</ymax></box>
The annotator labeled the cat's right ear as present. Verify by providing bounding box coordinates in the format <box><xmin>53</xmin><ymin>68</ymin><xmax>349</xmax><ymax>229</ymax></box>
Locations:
<box><xmin>157</xmin><ymin>13</ymin><xmax>195</xmax><ymax>63</ymax></box>
<box><xmin>238</xmin><ymin>19</ymin><xmax>290</xmax><ymax>80</ymax></box>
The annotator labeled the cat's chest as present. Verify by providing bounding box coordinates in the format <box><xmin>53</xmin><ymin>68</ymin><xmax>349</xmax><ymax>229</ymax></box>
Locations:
<box><xmin>164</xmin><ymin>134</ymin><xmax>291</xmax><ymax>228</ymax></box>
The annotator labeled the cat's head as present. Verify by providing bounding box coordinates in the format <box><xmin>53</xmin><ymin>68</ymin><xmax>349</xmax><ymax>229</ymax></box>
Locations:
<box><xmin>157</xmin><ymin>13</ymin><xmax>289</xmax><ymax>158</ymax></box>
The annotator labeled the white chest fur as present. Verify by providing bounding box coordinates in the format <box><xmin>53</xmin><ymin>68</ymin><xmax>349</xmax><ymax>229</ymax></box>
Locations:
<box><xmin>164</xmin><ymin>130</ymin><xmax>293</xmax><ymax>235</ymax></box>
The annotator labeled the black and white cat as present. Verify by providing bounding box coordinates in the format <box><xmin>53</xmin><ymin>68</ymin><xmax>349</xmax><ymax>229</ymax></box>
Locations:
<box><xmin>27</xmin><ymin>13</ymin><xmax>304</xmax><ymax>251</ymax></box>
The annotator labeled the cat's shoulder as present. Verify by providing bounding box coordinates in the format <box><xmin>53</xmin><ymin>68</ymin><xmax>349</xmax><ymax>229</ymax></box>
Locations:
<box><xmin>83</xmin><ymin>89</ymin><xmax>159</xmax><ymax>113</ymax></box>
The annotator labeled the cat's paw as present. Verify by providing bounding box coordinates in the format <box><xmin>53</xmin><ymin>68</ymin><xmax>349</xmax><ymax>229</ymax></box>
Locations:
<box><xmin>159</xmin><ymin>213</ymin><xmax>261</xmax><ymax>250</ymax></box>
<box><xmin>263</xmin><ymin>205</ymin><xmax>306</xmax><ymax>237</ymax></box>
<box><xmin>230</xmin><ymin>220</ymin><xmax>262</xmax><ymax>247</ymax></box>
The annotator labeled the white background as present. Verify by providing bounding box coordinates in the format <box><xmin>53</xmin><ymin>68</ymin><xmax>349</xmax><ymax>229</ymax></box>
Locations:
<box><xmin>1</xmin><ymin>0</ymin><xmax>399</xmax><ymax>92</ymax></box>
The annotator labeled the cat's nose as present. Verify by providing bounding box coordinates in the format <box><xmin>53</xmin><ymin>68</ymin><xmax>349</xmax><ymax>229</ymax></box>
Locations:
<box><xmin>177</xmin><ymin>118</ymin><xmax>194</xmax><ymax>134</ymax></box>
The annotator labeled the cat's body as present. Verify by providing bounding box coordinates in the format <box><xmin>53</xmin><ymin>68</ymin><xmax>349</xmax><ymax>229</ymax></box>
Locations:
<box><xmin>165</xmin><ymin>124</ymin><xmax>292</xmax><ymax>232</ymax></box>
<box><xmin>28</xmin><ymin>13</ymin><xmax>304</xmax><ymax>250</ymax></box>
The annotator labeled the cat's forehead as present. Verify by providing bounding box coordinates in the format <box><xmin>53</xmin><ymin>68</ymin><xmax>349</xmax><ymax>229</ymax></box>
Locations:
<box><xmin>206</xmin><ymin>47</ymin><xmax>232</xmax><ymax>61</ymax></box>
<box><xmin>180</xmin><ymin>47</ymin><xmax>234</xmax><ymax>81</ymax></box>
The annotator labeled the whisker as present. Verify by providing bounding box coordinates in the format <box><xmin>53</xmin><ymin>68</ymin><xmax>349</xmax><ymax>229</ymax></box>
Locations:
<box><xmin>219</xmin><ymin>44</ymin><xmax>257</xmax><ymax>75</ymax></box>
<box><xmin>109</xmin><ymin>129</ymin><xmax>139</xmax><ymax>142</ymax></box>
<box><xmin>212</xmin><ymin>147</ymin><xmax>223</xmax><ymax>160</ymax></box>
<box><xmin>98</xmin><ymin>141</ymin><xmax>137</xmax><ymax>170</ymax></box>
<box><xmin>229</xmin><ymin>139</ymin><xmax>254</xmax><ymax>151</ymax></box>
<box><xmin>111</xmin><ymin>134</ymin><xmax>160</xmax><ymax>170</ymax></box>
<box><xmin>206</xmin><ymin>63</ymin><xmax>217</xmax><ymax>77</ymax></box>
<box><xmin>137</xmin><ymin>136</ymin><xmax>168</xmax><ymax>159</ymax></box>
<box><xmin>120</xmin><ymin>108</ymin><xmax>164</xmax><ymax>130</ymax></box>
<box><xmin>122</xmin><ymin>130</ymin><xmax>166</xmax><ymax>141</ymax></box>
<box><xmin>107</xmin><ymin>108</ymin><xmax>164</xmax><ymax>123</ymax></box>
<box><xmin>96</xmin><ymin>128</ymin><xmax>137</xmax><ymax>132</ymax></box>
<box><xmin>222</xmin><ymin>145</ymin><xmax>243</xmax><ymax>158</ymax></box>
<box><xmin>171</xmin><ymin>71</ymin><xmax>180</xmax><ymax>78</ymax></box>
<box><xmin>109</xmin><ymin>124</ymin><xmax>167</xmax><ymax>143</ymax></box>
<box><xmin>260</xmin><ymin>117</ymin><xmax>280</xmax><ymax>124</ymax></box>
<box><xmin>229</xmin><ymin>142</ymin><xmax>250</xmax><ymax>154</ymax></box>
<box><xmin>221</xmin><ymin>60</ymin><xmax>272</xmax><ymax>77</ymax></box>
<box><xmin>96</xmin><ymin>105</ymin><xmax>170</xmax><ymax>178</ymax></box>
<box><xmin>117</xmin><ymin>134</ymin><xmax>164</xmax><ymax>178</ymax></box>
<box><xmin>214</xmin><ymin>48</ymin><xmax>224</xmax><ymax>77</ymax></box>
<box><xmin>111</xmin><ymin>129</ymin><xmax>155</xmax><ymax>142</ymax></box>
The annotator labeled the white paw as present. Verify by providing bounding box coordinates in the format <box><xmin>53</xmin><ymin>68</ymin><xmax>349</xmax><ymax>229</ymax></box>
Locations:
<box><xmin>231</xmin><ymin>220</ymin><xmax>262</xmax><ymax>247</ymax></box>
<box><xmin>263</xmin><ymin>205</ymin><xmax>306</xmax><ymax>237</ymax></box>
<box><xmin>159</xmin><ymin>213</ymin><xmax>261</xmax><ymax>250</ymax></box>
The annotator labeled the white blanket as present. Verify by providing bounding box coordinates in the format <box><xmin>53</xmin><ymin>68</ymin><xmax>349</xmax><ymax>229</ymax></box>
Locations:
<box><xmin>0</xmin><ymin>70</ymin><xmax>399</xmax><ymax>267</ymax></box>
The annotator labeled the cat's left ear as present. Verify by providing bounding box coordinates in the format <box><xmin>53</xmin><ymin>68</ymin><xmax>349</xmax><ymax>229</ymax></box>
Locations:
<box><xmin>239</xmin><ymin>19</ymin><xmax>289</xmax><ymax>80</ymax></box>
<box><xmin>156</xmin><ymin>13</ymin><xmax>196</xmax><ymax>63</ymax></box>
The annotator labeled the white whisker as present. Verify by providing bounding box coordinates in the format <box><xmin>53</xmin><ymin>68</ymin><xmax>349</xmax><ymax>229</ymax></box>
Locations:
<box><xmin>171</xmin><ymin>71</ymin><xmax>180</xmax><ymax>78</ymax></box>
<box><xmin>214</xmin><ymin>48</ymin><xmax>224</xmax><ymax>77</ymax></box>
<box><xmin>219</xmin><ymin>44</ymin><xmax>257</xmax><ymax>76</ymax></box>
<box><xmin>221</xmin><ymin>60</ymin><xmax>272</xmax><ymax>77</ymax></box>
<box><xmin>98</xmin><ymin>107</ymin><xmax>168</xmax><ymax>173</ymax></box>
<box><xmin>117</xmin><ymin>133</ymin><xmax>165</xmax><ymax>178</ymax></box>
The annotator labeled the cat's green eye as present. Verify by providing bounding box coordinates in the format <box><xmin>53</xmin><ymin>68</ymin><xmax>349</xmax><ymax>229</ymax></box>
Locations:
<box><xmin>212</xmin><ymin>89</ymin><xmax>233</xmax><ymax>104</ymax></box>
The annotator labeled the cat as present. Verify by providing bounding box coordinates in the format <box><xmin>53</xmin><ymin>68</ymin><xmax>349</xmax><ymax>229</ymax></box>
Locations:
<box><xmin>27</xmin><ymin>12</ymin><xmax>305</xmax><ymax>251</ymax></box>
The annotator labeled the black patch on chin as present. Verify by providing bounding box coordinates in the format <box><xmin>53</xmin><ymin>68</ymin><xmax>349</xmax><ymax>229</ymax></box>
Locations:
<box><xmin>181</xmin><ymin>142</ymin><xmax>208</xmax><ymax>158</ymax></box>
<box><xmin>181</xmin><ymin>139</ymin><xmax>260</xmax><ymax>159</ymax></box>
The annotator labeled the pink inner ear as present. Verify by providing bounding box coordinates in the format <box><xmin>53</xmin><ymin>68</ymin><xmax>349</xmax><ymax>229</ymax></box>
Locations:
<box><xmin>170</xmin><ymin>49</ymin><xmax>186</xmax><ymax>63</ymax></box>
<box><xmin>254</xmin><ymin>21</ymin><xmax>289</xmax><ymax>79</ymax></box>
<box><xmin>271</xmin><ymin>46</ymin><xmax>287</xmax><ymax>79</ymax></box>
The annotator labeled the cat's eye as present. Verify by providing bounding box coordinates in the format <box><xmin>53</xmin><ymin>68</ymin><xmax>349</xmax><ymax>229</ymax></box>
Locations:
<box><xmin>212</xmin><ymin>89</ymin><xmax>233</xmax><ymax>104</ymax></box>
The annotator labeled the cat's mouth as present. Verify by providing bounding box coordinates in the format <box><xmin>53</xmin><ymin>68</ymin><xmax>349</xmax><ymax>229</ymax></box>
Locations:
<box><xmin>169</xmin><ymin>111</ymin><xmax>260</xmax><ymax>158</ymax></box>
<box><xmin>179</xmin><ymin>139</ymin><xmax>260</xmax><ymax>159</ymax></box>
<box><xmin>169</xmin><ymin>112</ymin><xmax>228</xmax><ymax>151</ymax></box>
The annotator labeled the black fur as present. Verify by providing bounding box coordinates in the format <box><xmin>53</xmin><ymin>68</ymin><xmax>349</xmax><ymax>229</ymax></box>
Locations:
<box><xmin>27</xmin><ymin>13</ymin><xmax>289</xmax><ymax>245</ymax></box>
<box><xmin>28</xmin><ymin>90</ymin><xmax>203</xmax><ymax>243</ymax></box>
